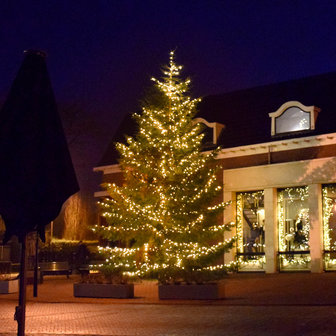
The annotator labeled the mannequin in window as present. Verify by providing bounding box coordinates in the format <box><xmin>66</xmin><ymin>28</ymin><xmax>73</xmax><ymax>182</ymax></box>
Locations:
<box><xmin>294</xmin><ymin>217</ymin><xmax>306</xmax><ymax>249</ymax></box>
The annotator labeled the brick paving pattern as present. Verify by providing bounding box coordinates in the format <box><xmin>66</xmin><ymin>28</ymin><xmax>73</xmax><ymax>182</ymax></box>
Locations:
<box><xmin>1</xmin><ymin>302</ymin><xmax>336</xmax><ymax>335</ymax></box>
<box><xmin>1</xmin><ymin>272</ymin><xmax>336</xmax><ymax>335</ymax></box>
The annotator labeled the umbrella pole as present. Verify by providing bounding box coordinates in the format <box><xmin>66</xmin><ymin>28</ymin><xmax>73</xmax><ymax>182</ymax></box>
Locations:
<box><xmin>33</xmin><ymin>232</ymin><xmax>38</xmax><ymax>297</ymax></box>
<box><xmin>15</xmin><ymin>234</ymin><xmax>27</xmax><ymax>336</ymax></box>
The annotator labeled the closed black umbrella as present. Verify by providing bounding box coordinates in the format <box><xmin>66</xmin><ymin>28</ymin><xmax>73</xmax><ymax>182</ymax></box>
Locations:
<box><xmin>0</xmin><ymin>50</ymin><xmax>79</xmax><ymax>336</ymax></box>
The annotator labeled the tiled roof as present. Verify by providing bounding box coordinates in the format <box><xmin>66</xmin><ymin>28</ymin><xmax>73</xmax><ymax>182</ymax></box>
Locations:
<box><xmin>97</xmin><ymin>71</ymin><xmax>336</xmax><ymax>167</ymax></box>
<box><xmin>98</xmin><ymin>112</ymin><xmax>136</xmax><ymax>167</ymax></box>
<box><xmin>198</xmin><ymin>72</ymin><xmax>336</xmax><ymax>148</ymax></box>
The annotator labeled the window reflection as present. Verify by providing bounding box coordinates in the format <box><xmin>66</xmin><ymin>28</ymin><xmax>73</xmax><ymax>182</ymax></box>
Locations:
<box><xmin>278</xmin><ymin>186</ymin><xmax>310</xmax><ymax>271</ymax></box>
<box><xmin>236</xmin><ymin>191</ymin><xmax>265</xmax><ymax>271</ymax></box>
<box><xmin>322</xmin><ymin>185</ymin><xmax>336</xmax><ymax>270</ymax></box>
<box><xmin>275</xmin><ymin>107</ymin><xmax>310</xmax><ymax>134</ymax></box>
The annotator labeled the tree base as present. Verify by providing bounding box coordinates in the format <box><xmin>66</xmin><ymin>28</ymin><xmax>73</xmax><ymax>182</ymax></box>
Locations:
<box><xmin>73</xmin><ymin>283</ymin><xmax>134</xmax><ymax>298</ymax></box>
<box><xmin>0</xmin><ymin>279</ymin><xmax>19</xmax><ymax>294</ymax></box>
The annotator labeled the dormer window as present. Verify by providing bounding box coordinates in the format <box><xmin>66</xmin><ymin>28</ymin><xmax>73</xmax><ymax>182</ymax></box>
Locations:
<box><xmin>193</xmin><ymin>118</ymin><xmax>225</xmax><ymax>147</ymax></box>
<box><xmin>269</xmin><ymin>101</ymin><xmax>320</xmax><ymax>136</ymax></box>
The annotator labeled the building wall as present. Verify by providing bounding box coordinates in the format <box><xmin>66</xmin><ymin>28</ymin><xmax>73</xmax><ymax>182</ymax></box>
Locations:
<box><xmin>219</xmin><ymin>144</ymin><xmax>336</xmax><ymax>170</ymax></box>
<box><xmin>224</xmin><ymin>157</ymin><xmax>336</xmax><ymax>191</ymax></box>
<box><xmin>94</xmin><ymin>138</ymin><xmax>336</xmax><ymax>274</ymax></box>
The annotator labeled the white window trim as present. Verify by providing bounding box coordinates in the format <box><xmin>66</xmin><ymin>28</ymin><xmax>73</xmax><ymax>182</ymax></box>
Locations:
<box><xmin>93</xmin><ymin>164</ymin><xmax>121</xmax><ymax>174</ymax></box>
<box><xmin>193</xmin><ymin>117</ymin><xmax>225</xmax><ymax>144</ymax></box>
<box><xmin>269</xmin><ymin>101</ymin><xmax>321</xmax><ymax>136</ymax></box>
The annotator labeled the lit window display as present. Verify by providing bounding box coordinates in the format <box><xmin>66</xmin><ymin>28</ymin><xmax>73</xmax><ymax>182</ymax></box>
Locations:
<box><xmin>322</xmin><ymin>185</ymin><xmax>336</xmax><ymax>270</ymax></box>
<box><xmin>277</xmin><ymin>186</ymin><xmax>310</xmax><ymax>271</ymax></box>
<box><xmin>236</xmin><ymin>191</ymin><xmax>265</xmax><ymax>271</ymax></box>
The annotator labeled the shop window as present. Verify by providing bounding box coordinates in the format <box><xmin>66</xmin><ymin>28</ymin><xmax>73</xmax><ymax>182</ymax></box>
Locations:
<box><xmin>236</xmin><ymin>191</ymin><xmax>265</xmax><ymax>272</ymax></box>
<box><xmin>322</xmin><ymin>185</ymin><xmax>336</xmax><ymax>270</ymax></box>
<box><xmin>269</xmin><ymin>101</ymin><xmax>320</xmax><ymax>136</ymax></box>
<box><xmin>277</xmin><ymin>186</ymin><xmax>310</xmax><ymax>271</ymax></box>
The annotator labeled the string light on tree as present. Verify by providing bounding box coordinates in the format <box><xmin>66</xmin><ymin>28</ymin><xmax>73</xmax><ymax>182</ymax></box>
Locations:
<box><xmin>94</xmin><ymin>51</ymin><xmax>235</xmax><ymax>284</ymax></box>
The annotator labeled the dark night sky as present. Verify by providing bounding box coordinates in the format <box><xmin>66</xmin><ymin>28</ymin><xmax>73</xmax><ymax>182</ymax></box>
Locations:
<box><xmin>1</xmin><ymin>0</ymin><xmax>336</xmax><ymax>191</ymax></box>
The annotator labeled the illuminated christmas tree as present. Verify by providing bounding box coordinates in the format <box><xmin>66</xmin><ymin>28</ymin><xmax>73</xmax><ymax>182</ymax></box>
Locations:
<box><xmin>95</xmin><ymin>51</ymin><xmax>235</xmax><ymax>284</ymax></box>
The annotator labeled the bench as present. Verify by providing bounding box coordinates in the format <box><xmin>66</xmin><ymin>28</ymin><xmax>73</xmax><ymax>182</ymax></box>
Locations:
<box><xmin>39</xmin><ymin>261</ymin><xmax>72</xmax><ymax>279</ymax></box>
<box><xmin>78</xmin><ymin>264</ymin><xmax>90</xmax><ymax>276</ymax></box>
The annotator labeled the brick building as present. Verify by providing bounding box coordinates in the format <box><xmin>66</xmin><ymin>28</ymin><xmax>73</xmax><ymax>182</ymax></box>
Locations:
<box><xmin>95</xmin><ymin>72</ymin><xmax>336</xmax><ymax>273</ymax></box>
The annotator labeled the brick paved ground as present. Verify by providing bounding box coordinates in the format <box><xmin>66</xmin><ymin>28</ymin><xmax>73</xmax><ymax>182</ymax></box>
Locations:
<box><xmin>1</xmin><ymin>272</ymin><xmax>336</xmax><ymax>335</ymax></box>
<box><xmin>1</xmin><ymin>302</ymin><xmax>336</xmax><ymax>335</ymax></box>
<box><xmin>2</xmin><ymin>272</ymin><xmax>336</xmax><ymax>305</ymax></box>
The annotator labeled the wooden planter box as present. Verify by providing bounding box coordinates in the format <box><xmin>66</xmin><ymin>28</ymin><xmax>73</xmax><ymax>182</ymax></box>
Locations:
<box><xmin>0</xmin><ymin>279</ymin><xmax>19</xmax><ymax>294</ymax></box>
<box><xmin>73</xmin><ymin>283</ymin><xmax>134</xmax><ymax>298</ymax></box>
<box><xmin>158</xmin><ymin>282</ymin><xmax>224</xmax><ymax>300</ymax></box>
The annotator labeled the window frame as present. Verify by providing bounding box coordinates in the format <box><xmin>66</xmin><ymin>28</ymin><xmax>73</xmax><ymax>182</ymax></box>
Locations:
<box><xmin>193</xmin><ymin>117</ymin><xmax>225</xmax><ymax>145</ymax></box>
<box><xmin>269</xmin><ymin>101</ymin><xmax>320</xmax><ymax>136</ymax></box>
